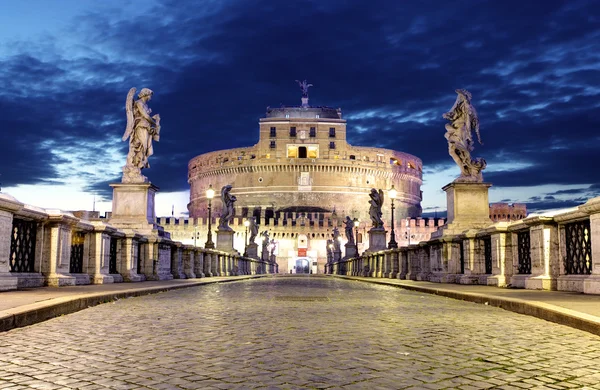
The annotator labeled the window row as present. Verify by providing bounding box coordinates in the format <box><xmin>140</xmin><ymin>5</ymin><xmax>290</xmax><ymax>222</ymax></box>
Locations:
<box><xmin>269</xmin><ymin>127</ymin><xmax>336</xmax><ymax>138</ymax></box>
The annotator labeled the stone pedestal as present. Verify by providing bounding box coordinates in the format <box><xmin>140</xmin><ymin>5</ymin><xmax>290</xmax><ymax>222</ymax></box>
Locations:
<box><xmin>432</xmin><ymin>182</ymin><xmax>492</xmax><ymax>238</ymax></box>
<box><xmin>216</xmin><ymin>229</ymin><xmax>237</xmax><ymax>254</ymax></box>
<box><xmin>344</xmin><ymin>243</ymin><xmax>358</xmax><ymax>259</ymax></box>
<box><xmin>366</xmin><ymin>228</ymin><xmax>387</xmax><ymax>253</ymax></box>
<box><xmin>246</xmin><ymin>242</ymin><xmax>259</xmax><ymax>259</ymax></box>
<box><xmin>109</xmin><ymin>182</ymin><xmax>165</xmax><ymax>236</ymax></box>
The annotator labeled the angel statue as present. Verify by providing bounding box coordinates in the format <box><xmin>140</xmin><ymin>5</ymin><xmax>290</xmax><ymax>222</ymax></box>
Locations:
<box><xmin>248</xmin><ymin>216</ymin><xmax>259</xmax><ymax>244</ymax></box>
<box><xmin>369</xmin><ymin>188</ymin><xmax>385</xmax><ymax>229</ymax></box>
<box><xmin>122</xmin><ymin>87</ymin><xmax>161</xmax><ymax>182</ymax></box>
<box><xmin>443</xmin><ymin>89</ymin><xmax>486</xmax><ymax>182</ymax></box>
<box><xmin>295</xmin><ymin>79</ymin><xmax>313</xmax><ymax>97</ymax></box>
<box><xmin>332</xmin><ymin>227</ymin><xmax>341</xmax><ymax>252</ymax></box>
<box><xmin>218</xmin><ymin>185</ymin><xmax>237</xmax><ymax>231</ymax></box>
<box><xmin>261</xmin><ymin>230</ymin><xmax>270</xmax><ymax>254</ymax></box>
<box><xmin>343</xmin><ymin>216</ymin><xmax>355</xmax><ymax>246</ymax></box>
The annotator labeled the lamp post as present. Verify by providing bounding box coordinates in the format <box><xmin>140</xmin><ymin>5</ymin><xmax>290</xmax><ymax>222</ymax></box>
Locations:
<box><xmin>405</xmin><ymin>219</ymin><xmax>414</xmax><ymax>246</ymax></box>
<box><xmin>205</xmin><ymin>184</ymin><xmax>215</xmax><ymax>249</ymax></box>
<box><xmin>243</xmin><ymin>219</ymin><xmax>250</xmax><ymax>256</ymax></box>
<box><xmin>353</xmin><ymin>218</ymin><xmax>359</xmax><ymax>250</ymax></box>
<box><xmin>388</xmin><ymin>185</ymin><xmax>398</xmax><ymax>249</ymax></box>
<box><xmin>192</xmin><ymin>224</ymin><xmax>199</xmax><ymax>247</ymax></box>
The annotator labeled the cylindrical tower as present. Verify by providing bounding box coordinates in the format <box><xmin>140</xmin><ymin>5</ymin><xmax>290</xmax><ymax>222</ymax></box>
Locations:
<box><xmin>188</xmin><ymin>105</ymin><xmax>423</xmax><ymax>222</ymax></box>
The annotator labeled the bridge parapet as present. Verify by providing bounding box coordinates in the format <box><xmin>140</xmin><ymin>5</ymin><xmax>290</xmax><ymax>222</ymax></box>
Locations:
<box><xmin>0</xmin><ymin>193</ymin><xmax>274</xmax><ymax>292</ymax></box>
<box><xmin>329</xmin><ymin>196</ymin><xmax>600</xmax><ymax>295</ymax></box>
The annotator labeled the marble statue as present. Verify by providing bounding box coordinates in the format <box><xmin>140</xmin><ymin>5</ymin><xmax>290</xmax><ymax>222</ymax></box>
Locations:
<box><xmin>218</xmin><ymin>185</ymin><xmax>237</xmax><ymax>230</ymax></box>
<box><xmin>248</xmin><ymin>216</ymin><xmax>259</xmax><ymax>243</ymax></box>
<box><xmin>269</xmin><ymin>239</ymin><xmax>276</xmax><ymax>257</ymax></box>
<box><xmin>368</xmin><ymin>188</ymin><xmax>385</xmax><ymax>229</ymax></box>
<box><xmin>295</xmin><ymin>79</ymin><xmax>313</xmax><ymax>97</ymax></box>
<box><xmin>443</xmin><ymin>89</ymin><xmax>486</xmax><ymax>182</ymax></box>
<box><xmin>343</xmin><ymin>216</ymin><xmax>355</xmax><ymax>245</ymax></box>
<box><xmin>261</xmin><ymin>230</ymin><xmax>270</xmax><ymax>253</ymax></box>
<box><xmin>332</xmin><ymin>227</ymin><xmax>341</xmax><ymax>252</ymax></box>
<box><xmin>122</xmin><ymin>87</ymin><xmax>161</xmax><ymax>182</ymax></box>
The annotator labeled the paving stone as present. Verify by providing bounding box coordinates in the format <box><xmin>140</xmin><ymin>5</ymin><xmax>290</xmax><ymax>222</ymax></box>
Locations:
<box><xmin>2</xmin><ymin>276</ymin><xmax>600</xmax><ymax>389</ymax></box>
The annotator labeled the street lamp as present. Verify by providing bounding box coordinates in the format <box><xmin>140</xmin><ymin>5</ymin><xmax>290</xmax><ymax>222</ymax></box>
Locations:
<box><xmin>205</xmin><ymin>184</ymin><xmax>215</xmax><ymax>249</ymax></box>
<box><xmin>192</xmin><ymin>224</ymin><xmax>199</xmax><ymax>247</ymax></box>
<box><xmin>388</xmin><ymin>185</ymin><xmax>398</xmax><ymax>249</ymax></box>
<box><xmin>353</xmin><ymin>218</ymin><xmax>359</xmax><ymax>249</ymax></box>
<box><xmin>404</xmin><ymin>219</ymin><xmax>414</xmax><ymax>246</ymax></box>
<box><xmin>243</xmin><ymin>219</ymin><xmax>250</xmax><ymax>256</ymax></box>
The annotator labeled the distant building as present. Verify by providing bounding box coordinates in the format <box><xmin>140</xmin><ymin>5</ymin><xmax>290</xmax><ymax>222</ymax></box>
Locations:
<box><xmin>163</xmin><ymin>92</ymin><xmax>441</xmax><ymax>273</ymax></box>
<box><xmin>489</xmin><ymin>203</ymin><xmax>527</xmax><ymax>222</ymax></box>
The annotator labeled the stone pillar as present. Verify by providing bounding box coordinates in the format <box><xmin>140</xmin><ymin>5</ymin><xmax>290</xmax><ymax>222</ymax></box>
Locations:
<box><xmin>579</xmin><ymin>198</ymin><xmax>600</xmax><ymax>294</ymax></box>
<box><xmin>108</xmin><ymin>183</ymin><xmax>161</xmax><ymax>235</ymax></box>
<box><xmin>88</xmin><ymin>222</ymin><xmax>117</xmax><ymax>284</ymax></box>
<box><xmin>204</xmin><ymin>252</ymin><xmax>213</xmax><ymax>277</ymax></box>
<box><xmin>119</xmin><ymin>233</ymin><xmax>144</xmax><ymax>282</ymax></box>
<box><xmin>182</xmin><ymin>247</ymin><xmax>196</xmax><ymax>278</ymax></box>
<box><xmin>367</xmin><ymin>228</ymin><xmax>387</xmax><ymax>253</ymax></box>
<box><xmin>194</xmin><ymin>249</ymin><xmax>205</xmax><ymax>278</ymax></box>
<box><xmin>216</xmin><ymin>229</ymin><xmax>236</xmax><ymax>254</ymax></box>
<box><xmin>344</xmin><ymin>243</ymin><xmax>357</xmax><ymax>260</ymax></box>
<box><xmin>525</xmin><ymin>222</ymin><xmax>558</xmax><ymax>290</ymax></box>
<box><xmin>246</xmin><ymin>242</ymin><xmax>259</xmax><ymax>259</ymax></box>
<box><xmin>398</xmin><ymin>249</ymin><xmax>408</xmax><ymax>279</ymax></box>
<box><xmin>389</xmin><ymin>251</ymin><xmax>399</xmax><ymax>278</ymax></box>
<box><xmin>484</xmin><ymin>226</ymin><xmax>511</xmax><ymax>287</ymax></box>
<box><xmin>0</xmin><ymin>194</ymin><xmax>23</xmax><ymax>291</ymax></box>
<box><xmin>211</xmin><ymin>252</ymin><xmax>219</xmax><ymax>276</ymax></box>
<box><xmin>406</xmin><ymin>248</ymin><xmax>419</xmax><ymax>280</ymax></box>
<box><xmin>416</xmin><ymin>246</ymin><xmax>430</xmax><ymax>281</ymax></box>
<box><xmin>170</xmin><ymin>242</ymin><xmax>186</xmax><ymax>279</ymax></box>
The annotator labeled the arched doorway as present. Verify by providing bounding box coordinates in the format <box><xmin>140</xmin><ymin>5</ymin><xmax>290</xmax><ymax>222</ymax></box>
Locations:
<box><xmin>295</xmin><ymin>258</ymin><xmax>310</xmax><ymax>274</ymax></box>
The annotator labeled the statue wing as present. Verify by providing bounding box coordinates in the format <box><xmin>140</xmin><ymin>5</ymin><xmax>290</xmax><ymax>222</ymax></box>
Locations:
<box><xmin>379</xmin><ymin>189</ymin><xmax>385</xmax><ymax>207</ymax></box>
<box><xmin>122</xmin><ymin>88</ymin><xmax>136</xmax><ymax>141</ymax></box>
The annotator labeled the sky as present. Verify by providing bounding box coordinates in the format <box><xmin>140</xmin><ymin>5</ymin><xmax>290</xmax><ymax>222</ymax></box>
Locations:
<box><xmin>0</xmin><ymin>0</ymin><xmax>599</xmax><ymax>218</ymax></box>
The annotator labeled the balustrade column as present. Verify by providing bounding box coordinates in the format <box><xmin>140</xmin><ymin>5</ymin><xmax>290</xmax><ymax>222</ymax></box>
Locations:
<box><xmin>120</xmin><ymin>233</ymin><xmax>144</xmax><ymax>282</ymax></box>
<box><xmin>88</xmin><ymin>222</ymin><xmax>117</xmax><ymax>284</ymax></box>
<box><xmin>182</xmin><ymin>247</ymin><xmax>196</xmax><ymax>278</ymax></box>
<box><xmin>170</xmin><ymin>242</ymin><xmax>186</xmax><ymax>279</ymax></box>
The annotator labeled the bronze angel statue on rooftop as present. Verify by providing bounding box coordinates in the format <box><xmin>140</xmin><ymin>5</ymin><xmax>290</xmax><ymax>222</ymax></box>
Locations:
<box><xmin>295</xmin><ymin>79</ymin><xmax>313</xmax><ymax>97</ymax></box>
<box><xmin>122</xmin><ymin>87</ymin><xmax>161</xmax><ymax>183</ymax></box>
<box><xmin>443</xmin><ymin>89</ymin><xmax>486</xmax><ymax>182</ymax></box>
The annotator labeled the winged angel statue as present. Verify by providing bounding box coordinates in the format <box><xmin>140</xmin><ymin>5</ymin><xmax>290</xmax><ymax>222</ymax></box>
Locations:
<box><xmin>443</xmin><ymin>89</ymin><xmax>486</xmax><ymax>182</ymax></box>
<box><xmin>122</xmin><ymin>87</ymin><xmax>161</xmax><ymax>182</ymax></box>
<box><xmin>368</xmin><ymin>188</ymin><xmax>385</xmax><ymax>230</ymax></box>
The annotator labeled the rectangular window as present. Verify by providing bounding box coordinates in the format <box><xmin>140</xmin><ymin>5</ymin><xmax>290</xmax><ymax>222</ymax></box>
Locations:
<box><xmin>290</xmin><ymin>127</ymin><xmax>297</xmax><ymax>137</ymax></box>
<box><xmin>309</xmin><ymin>127</ymin><xmax>316</xmax><ymax>137</ymax></box>
<box><xmin>287</xmin><ymin>146</ymin><xmax>298</xmax><ymax>158</ymax></box>
<box><xmin>308</xmin><ymin>146</ymin><xmax>318</xmax><ymax>159</ymax></box>
<box><xmin>329</xmin><ymin>127</ymin><xmax>336</xmax><ymax>137</ymax></box>
<box><xmin>349</xmin><ymin>155</ymin><xmax>356</xmax><ymax>160</ymax></box>
<box><xmin>329</xmin><ymin>141</ymin><xmax>335</xmax><ymax>149</ymax></box>
<box><xmin>270</xmin><ymin>141</ymin><xmax>276</xmax><ymax>149</ymax></box>
<box><xmin>270</xmin><ymin>127</ymin><xmax>276</xmax><ymax>137</ymax></box>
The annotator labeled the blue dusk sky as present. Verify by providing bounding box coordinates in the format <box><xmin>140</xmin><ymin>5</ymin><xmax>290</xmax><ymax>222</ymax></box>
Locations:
<box><xmin>0</xmin><ymin>0</ymin><xmax>599</xmax><ymax>217</ymax></box>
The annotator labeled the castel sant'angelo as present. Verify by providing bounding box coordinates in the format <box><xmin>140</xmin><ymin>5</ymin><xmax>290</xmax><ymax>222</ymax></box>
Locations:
<box><xmin>161</xmin><ymin>83</ymin><xmax>441</xmax><ymax>273</ymax></box>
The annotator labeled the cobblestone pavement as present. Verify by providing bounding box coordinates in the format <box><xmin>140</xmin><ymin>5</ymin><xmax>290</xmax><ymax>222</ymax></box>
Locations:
<box><xmin>2</xmin><ymin>276</ymin><xmax>600</xmax><ymax>390</ymax></box>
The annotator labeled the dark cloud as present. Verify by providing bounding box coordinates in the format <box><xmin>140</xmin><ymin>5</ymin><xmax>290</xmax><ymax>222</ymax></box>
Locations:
<box><xmin>1</xmin><ymin>0</ymin><xmax>599</xmax><ymax>209</ymax></box>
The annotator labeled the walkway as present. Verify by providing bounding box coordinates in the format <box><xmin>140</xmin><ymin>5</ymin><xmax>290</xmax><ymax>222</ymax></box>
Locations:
<box><xmin>1</xmin><ymin>276</ymin><xmax>600</xmax><ymax>389</ymax></box>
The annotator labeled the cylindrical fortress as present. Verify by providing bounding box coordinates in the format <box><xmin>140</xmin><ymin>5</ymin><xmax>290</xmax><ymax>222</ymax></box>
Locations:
<box><xmin>188</xmin><ymin>105</ymin><xmax>423</xmax><ymax>222</ymax></box>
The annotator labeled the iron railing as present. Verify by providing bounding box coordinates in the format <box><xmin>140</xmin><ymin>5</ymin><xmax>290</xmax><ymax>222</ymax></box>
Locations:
<box><xmin>9</xmin><ymin>218</ymin><xmax>37</xmax><ymax>273</ymax></box>
<box><xmin>459</xmin><ymin>240</ymin><xmax>465</xmax><ymax>274</ymax></box>
<box><xmin>565</xmin><ymin>220</ymin><xmax>592</xmax><ymax>275</ymax></box>
<box><xmin>483</xmin><ymin>237</ymin><xmax>492</xmax><ymax>274</ymax></box>
<box><xmin>137</xmin><ymin>242</ymin><xmax>143</xmax><ymax>274</ymax></box>
<box><xmin>109</xmin><ymin>237</ymin><xmax>118</xmax><ymax>274</ymax></box>
<box><xmin>69</xmin><ymin>232</ymin><xmax>85</xmax><ymax>273</ymax></box>
<box><xmin>517</xmin><ymin>230</ymin><xmax>531</xmax><ymax>274</ymax></box>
